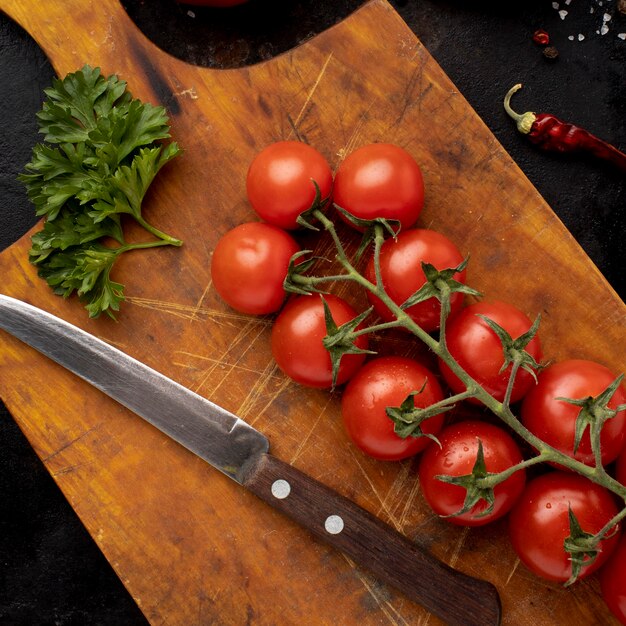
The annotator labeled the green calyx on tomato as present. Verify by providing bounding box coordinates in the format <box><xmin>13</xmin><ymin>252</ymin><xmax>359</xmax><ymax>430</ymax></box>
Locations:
<box><xmin>295</xmin><ymin>180</ymin><xmax>332</xmax><ymax>231</ymax></box>
<box><xmin>434</xmin><ymin>439</ymin><xmax>498</xmax><ymax>521</ymax></box>
<box><xmin>508</xmin><ymin>471</ymin><xmax>621</xmax><ymax>584</ymax></box>
<box><xmin>385</xmin><ymin>386</ymin><xmax>449</xmax><ymax>443</ymax></box>
<box><xmin>563</xmin><ymin>505</ymin><xmax>614</xmax><ymax>586</ymax></box>
<box><xmin>557</xmin><ymin>374</ymin><xmax>626</xmax><ymax>457</ymax></box>
<box><xmin>321</xmin><ymin>298</ymin><xmax>375</xmax><ymax>389</ymax></box>
<box><xmin>401</xmin><ymin>258</ymin><xmax>481</xmax><ymax>316</ymax></box>
<box><xmin>418</xmin><ymin>420</ymin><xmax>526</xmax><ymax>526</ymax></box>
<box><xmin>271</xmin><ymin>293</ymin><xmax>369</xmax><ymax>389</ymax></box>
<box><xmin>341</xmin><ymin>356</ymin><xmax>445</xmax><ymax>461</ymax></box>
<box><xmin>521</xmin><ymin>360</ymin><xmax>626</xmax><ymax>467</ymax></box>
<box><xmin>476</xmin><ymin>312</ymin><xmax>543</xmax><ymax>392</ymax></box>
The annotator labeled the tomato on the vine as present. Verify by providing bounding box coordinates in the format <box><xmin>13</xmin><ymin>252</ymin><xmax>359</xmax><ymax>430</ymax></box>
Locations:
<box><xmin>333</xmin><ymin>143</ymin><xmax>424</xmax><ymax>230</ymax></box>
<box><xmin>600</xmin><ymin>534</ymin><xmax>626</xmax><ymax>625</ymax></box>
<box><xmin>438</xmin><ymin>300</ymin><xmax>542</xmax><ymax>404</ymax></box>
<box><xmin>340</xmin><ymin>356</ymin><xmax>444</xmax><ymax>461</ymax></box>
<box><xmin>210</xmin><ymin>222</ymin><xmax>299</xmax><ymax>315</ymax></box>
<box><xmin>271</xmin><ymin>293</ymin><xmax>368</xmax><ymax>388</ymax></box>
<box><xmin>246</xmin><ymin>141</ymin><xmax>333</xmax><ymax>230</ymax></box>
<box><xmin>418</xmin><ymin>420</ymin><xmax>526</xmax><ymax>526</ymax></box>
<box><xmin>364</xmin><ymin>228</ymin><xmax>467</xmax><ymax>333</ymax></box>
<box><xmin>508</xmin><ymin>471</ymin><xmax>621</xmax><ymax>583</ymax></box>
<box><xmin>521</xmin><ymin>359</ymin><xmax>626</xmax><ymax>467</ymax></box>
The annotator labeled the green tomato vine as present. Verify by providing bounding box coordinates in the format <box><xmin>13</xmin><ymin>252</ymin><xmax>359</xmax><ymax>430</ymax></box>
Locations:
<box><xmin>286</xmin><ymin>205</ymin><xmax>626</xmax><ymax>586</ymax></box>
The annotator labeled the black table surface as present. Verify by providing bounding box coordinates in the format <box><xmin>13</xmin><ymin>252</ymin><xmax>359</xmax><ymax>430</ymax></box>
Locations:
<box><xmin>1</xmin><ymin>1</ymin><xmax>624</xmax><ymax>623</ymax></box>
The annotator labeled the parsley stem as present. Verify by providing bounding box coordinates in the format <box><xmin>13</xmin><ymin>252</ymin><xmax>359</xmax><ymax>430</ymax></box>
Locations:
<box><xmin>135</xmin><ymin>216</ymin><xmax>183</xmax><ymax>247</ymax></box>
<box><xmin>118</xmin><ymin>239</ymin><xmax>177</xmax><ymax>253</ymax></box>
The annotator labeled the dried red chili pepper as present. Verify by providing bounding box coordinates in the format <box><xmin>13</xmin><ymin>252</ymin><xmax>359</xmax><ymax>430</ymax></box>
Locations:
<box><xmin>504</xmin><ymin>84</ymin><xmax>626</xmax><ymax>173</ymax></box>
<box><xmin>532</xmin><ymin>29</ymin><xmax>550</xmax><ymax>46</ymax></box>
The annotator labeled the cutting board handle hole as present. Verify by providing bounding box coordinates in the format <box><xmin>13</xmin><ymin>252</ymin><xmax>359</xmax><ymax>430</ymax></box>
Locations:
<box><xmin>122</xmin><ymin>0</ymin><xmax>364</xmax><ymax>69</ymax></box>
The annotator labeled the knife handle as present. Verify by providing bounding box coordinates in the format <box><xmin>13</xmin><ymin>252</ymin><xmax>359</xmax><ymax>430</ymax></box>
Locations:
<box><xmin>242</xmin><ymin>453</ymin><xmax>501</xmax><ymax>626</ymax></box>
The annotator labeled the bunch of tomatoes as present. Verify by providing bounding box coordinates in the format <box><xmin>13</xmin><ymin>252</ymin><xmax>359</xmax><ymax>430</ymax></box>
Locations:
<box><xmin>210</xmin><ymin>139</ymin><xmax>626</xmax><ymax>623</ymax></box>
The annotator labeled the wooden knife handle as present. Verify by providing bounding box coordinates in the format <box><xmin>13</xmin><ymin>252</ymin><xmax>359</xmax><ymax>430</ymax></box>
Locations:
<box><xmin>242</xmin><ymin>453</ymin><xmax>501</xmax><ymax>626</ymax></box>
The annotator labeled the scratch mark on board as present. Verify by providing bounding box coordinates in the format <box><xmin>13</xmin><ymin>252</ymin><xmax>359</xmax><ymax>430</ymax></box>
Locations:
<box><xmin>192</xmin><ymin>282</ymin><xmax>212</xmax><ymax>321</ymax></box>
<box><xmin>288</xmin><ymin>52</ymin><xmax>333</xmax><ymax>138</ymax></box>
<box><xmin>341</xmin><ymin>554</ymin><xmax>410</xmax><ymax>626</ymax></box>
<box><xmin>289</xmin><ymin>395</ymin><xmax>333</xmax><ymax>464</ymax></box>
<box><xmin>447</xmin><ymin>526</ymin><xmax>470</xmax><ymax>569</ymax></box>
<box><xmin>43</xmin><ymin>425</ymin><xmax>100</xmax><ymax>462</ymax></box>
<box><xmin>193</xmin><ymin>320</ymin><xmax>266</xmax><ymax>396</ymax></box>
<box><xmin>126</xmin><ymin>296</ymin><xmax>271</xmax><ymax>327</ymax></box>
<box><xmin>237</xmin><ymin>359</ymin><xmax>282</xmax><ymax>422</ymax></box>
<box><xmin>505</xmin><ymin>557</ymin><xmax>520</xmax><ymax>586</ymax></box>
<box><xmin>173</xmin><ymin>352</ymin><xmax>282</xmax><ymax>380</ymax></box>
<box><xmin>347</xmin><ymin>447</ymin><xmax>402</xmax><ymax>530</ymax></box>
<box><xmin>335</xmin><ymin>102</ymin><xmax>375</xmax><ymax>167</ymax></box>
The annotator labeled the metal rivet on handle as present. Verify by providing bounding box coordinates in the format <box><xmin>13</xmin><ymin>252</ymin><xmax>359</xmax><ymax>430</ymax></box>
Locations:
<box><xmin>271</xmin><ymin>479</ymin><xmax>291</xmax><ymax>500</ymax></box>
<box><xmin>324</xmin><ymin>515</ymin><xmax>344</xmax><ymax>535</ymax></box>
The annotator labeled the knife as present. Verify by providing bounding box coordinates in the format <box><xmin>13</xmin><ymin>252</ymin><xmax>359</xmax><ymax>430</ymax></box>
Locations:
<box><xmin>0</xmin><ymin>294</ymin><xmax>501</xmax><ymax>625</ymax></box>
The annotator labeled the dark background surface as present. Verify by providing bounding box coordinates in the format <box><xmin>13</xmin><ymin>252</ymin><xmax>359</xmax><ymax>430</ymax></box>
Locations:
<box><xmin>0</xmin><ymin>0</ymin><xmax>624</xmax><ymax>623</ymax></box>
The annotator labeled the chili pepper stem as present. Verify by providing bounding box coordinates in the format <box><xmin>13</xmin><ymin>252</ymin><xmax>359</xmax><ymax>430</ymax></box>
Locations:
<box><xmin>503</xmin><ymin>84</ymin><xmax>537</xmax><ymax>135</ymax></box>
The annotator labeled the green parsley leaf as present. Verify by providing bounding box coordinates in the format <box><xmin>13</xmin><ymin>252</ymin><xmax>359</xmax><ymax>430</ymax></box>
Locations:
<box><xmin>19</xmin><ymin>65</ymin><xmax>183</xmax><ymax>318</ymax></box>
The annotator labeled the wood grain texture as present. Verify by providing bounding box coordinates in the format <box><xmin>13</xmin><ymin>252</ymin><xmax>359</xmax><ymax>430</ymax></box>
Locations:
<box><xmin>0</xmin><ymin>0</ymin><xmax>623</xmax><ymax>624</ymax></box>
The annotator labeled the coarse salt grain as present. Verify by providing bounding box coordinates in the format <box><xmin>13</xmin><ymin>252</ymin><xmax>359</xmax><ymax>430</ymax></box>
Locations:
<box><xmin>578</xmin><ymin>33</ymin><xmax>585</xmax><ymax>40</ymax></box>
<box><xmin>604</xmin><ymin>12</ymin><xmax>612</xmax><ymax>21</ymax></box>
<box><xmin>619</xmin><ymin>33</ymin><xmax>626</xmax><ymax>40</ymax></box>
<box><xmin>187</xmin><ymin>10</ymin><xmax>195</xmax><ymax>17</ymax></box>
<box><xmin>552</xmin><ymin>1</ymin><xmax>559</xmax><ymax>9</ymax></box>
<box><xmin>568</xmin><ymin>34</ymin><xmax>575</xmax><ymax>40</ymax></box>
<box><xmin>559</xmin><ymin>9</ymin><xmax>568</xmax><ymax>18</ymax></box>
<box><xmin>601</xmin><ymin>23</ymin><xmax>610</xmax><ymax>34</ymax></box>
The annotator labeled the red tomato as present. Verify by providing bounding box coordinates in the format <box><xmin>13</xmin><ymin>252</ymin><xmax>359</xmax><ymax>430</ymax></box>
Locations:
<box><xmin>211</xmin><ymin>222</ymin><xmax>299</xmax><ymax>314</ymax></box>
<box><xmin>617</xmin><ymin>447</ymin><xmax>626</xmax><ymax>486</ymax></box>
<box><xmin>246</xmin><ymin>141</ymin><xmax>333</xmax><ymax>230</ymax></box>
<box><xmin>271</xmin><ymin>294</ymin><xmax>368</xmax><ymax>388</ymax></box>
<box><xmin>364</xmin><ymin>228</ymin><xmax>466</xmax><ymax>332</ymax></box>
<box><xmin>340</xmin><ymin>356</ymin><xmax>445</xmax><ymax>461</ymax></box>
<box><xmin>333</xmin><ymin>143</ymin><xmax>424</xmax><ymax>230</ymax></box>
<box><xmin>508</xmin><ymin>471</ymin><xmax>621</xmax><ymax>583</ymax></box>
<box><xmin>521</xmin><ymin>359</ymin><xmax>626</xmax><ymax>467</ymax></box>
<box><xmin>600</xmin><ymin>534</ymin><xmax>626</xmax><ymax>624</ymax></box>
<box><xmin>418</xmin><ymin>420</ymin><xmax>526</xmax><ymax>526</ymax></box>
<box><xmin>439</xmin><ymin>300</ymin><xmax>542</xmax><ymax>404</ymax></box>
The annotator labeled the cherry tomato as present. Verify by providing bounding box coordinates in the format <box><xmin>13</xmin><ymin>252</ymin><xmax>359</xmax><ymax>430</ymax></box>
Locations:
<box><xmin>600</xmin><ymin>534</ymin><xmax>626</xmax><ymax>625</ymax></box>
<box><xmin>340</xmin><ymin>356</ymin><xmax>445</xmax><ymax>461</ymax></box>
<box><xmin>439</xmin><ymin>300</ymin><xmax>542</xmax><ymax>404</ymax></box>
<box><xmin>246</xmin><ymin>141</ymin><xmax>333</xmax><ymax>230</ymax></box>
<box><xmin>364</xmin><ymin>228</ymin><xmax>466</xmax><ymax>333</ymax></box>
<box><xmin>418</xmin><ymin>420</ymin><xmax>526</xmax><ymax>526</ymax></box>
<box><xmin>521</xmin><ymin>359</ymin><xmax>626</xmax><ymax>467</ymax></box>
<box><xmin>271</xmin><ymin>294</ymin><xmax>368</xmax><ymax>388</ymax></box>
<box><xmin>508</xmin><ymin>471</ymin><xmax>621</xmax><ymax>583</ymax></box>
<box><xmin>333</xmin><ymin>143</ymin><xmax>424</xmax><ymax>230</ymax></box>
<box><xmin>617</xmin><ymin>447</ymin><xmax>626</xmax><ymax>486</ymax></box>
<box><xmin>211</xmin><ymin>222</ymin><xmax>299</xmax><ymax>315</ymax></box>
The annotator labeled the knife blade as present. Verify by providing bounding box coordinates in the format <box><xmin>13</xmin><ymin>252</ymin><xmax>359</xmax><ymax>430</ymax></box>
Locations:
<box><xmin>0</xmin><ymin>294</ymin><xmax>501</xmax><ymax>626</ymax></box>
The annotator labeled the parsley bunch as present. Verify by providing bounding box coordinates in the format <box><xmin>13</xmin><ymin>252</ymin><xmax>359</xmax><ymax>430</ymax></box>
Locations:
<box><xmin>19</xmin><ymin>65</ymin><xmax>182</xmax><ymax>318</ymax></box>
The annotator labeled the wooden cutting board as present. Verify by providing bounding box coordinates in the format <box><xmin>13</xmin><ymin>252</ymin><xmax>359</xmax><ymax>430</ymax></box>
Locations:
<box><xmin>0</xmin><ymin>0</ymin><xmax>624</xmax><ymax>623</ymax></box>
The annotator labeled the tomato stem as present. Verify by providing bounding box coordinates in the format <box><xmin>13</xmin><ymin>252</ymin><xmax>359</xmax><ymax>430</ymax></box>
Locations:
<box><xmin>308</xmin><ymin>207</ymin><xmax>626</xmax><ymax>518</ymax></box>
